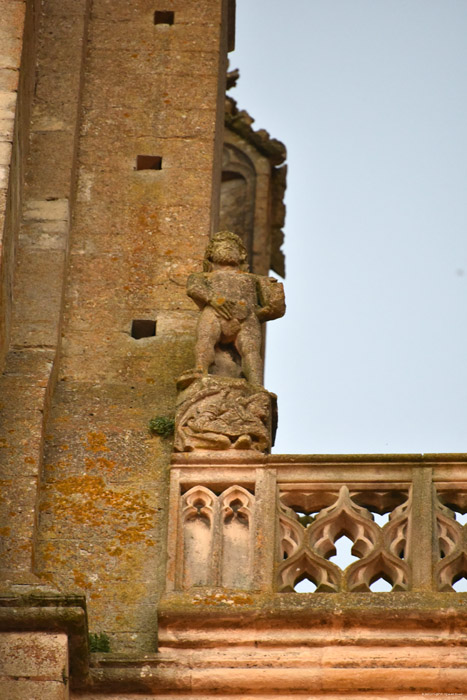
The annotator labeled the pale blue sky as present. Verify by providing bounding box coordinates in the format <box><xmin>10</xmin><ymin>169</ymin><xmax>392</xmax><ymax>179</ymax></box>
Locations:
<box><xmin>231</xmin><ymin>0</ymin><xmax>467</xmax><ymax>454</ymax></box>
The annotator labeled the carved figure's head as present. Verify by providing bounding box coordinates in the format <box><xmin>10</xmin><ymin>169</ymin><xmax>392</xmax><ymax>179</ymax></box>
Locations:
<box><xmin>203</xmin><ymin>231</ymin><xmax>249</xmax><ymax>272</ymax></box>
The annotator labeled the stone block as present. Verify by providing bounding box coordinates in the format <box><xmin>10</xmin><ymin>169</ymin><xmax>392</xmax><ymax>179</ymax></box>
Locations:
<box><xmin>0</xmin><ymin>68</ymin><xmax>20</xmax><ymax>92</ymax></box>
<box><xmin>0</xmin><ymin>680</ymin><xmax>66</xmax><ymax>700</ymax></box>
<box><xmin>0</xmin><ymin>89</ymin><xmax>17</xmax><ymax>120</ymax></box>
<box><xmin>0</xmin><ymin>39</ymin><xmax>23</xmax><ymax>70</ymax></box>
<box><xmin>0</xmin><ymin>163</ymin><xmax>9</xmax><ymax>187</ymax></box>
<box><xmin>0</xmin><ymin>1</ymin><xmax>26</xmax><ymax>36</ymax></box>
<box><xmin>0</xmin><ymin>117</ymin><xmax>14</xmax><ymax>140</ymax></box>
<box><xmin>0</xmin><ymin>140</ymin><xmax>12</xmax><ymax>163</ymax></box>
<box><xmin>23</xmin><ymin>198</ymin><xmax>69</xmax><ymax>222</ymax></box>
<box><xmin>39</xmin><ymin>0</ymin><xmax>87</xmax><ymax>17</ymax></box>
<box><xmin>18</xmin><ymin>219</ymin><xmax>69</xmax><ymax>250</ymax></box>
<box><xmin>38</xmin><ymin>477</ymin><xmax>160</xmax><ymax>542</ymax></box>
<box><xmin>153</xmin><ymin>106</ymin><xmax>217</xmax><ymax>139</ymax></box>
<box><xmin>0</xmin><ymin>476</ymin><xmax>38</xmax><ymax>559</ymax></box>
<box><xmin>2</xmin><ymin>347</ymin><xmax>55</xmax><ymax>383</ymax></box>
<box><xmin>0</xmin><ymin>376</ymin><xmax>47</xmax><ymax>419</ymax></box>
<box><xmin>26</xmin><ymin>131</ymin><xmax>76</xmax><ymax>200</ymax></box>
<box><xmin>0</xmin><ymin>632</ymin><xmax>68</xmax><ymax>679</ymax></box>
<box><xmin>11</xmin><ymin>248</ymin><xmax>65</xmax><ymax>341</ymax></box>
<box><xmin>42</xmin><ymin>382</ymin><xmax>177</xmax><ymax>440</ymax></box>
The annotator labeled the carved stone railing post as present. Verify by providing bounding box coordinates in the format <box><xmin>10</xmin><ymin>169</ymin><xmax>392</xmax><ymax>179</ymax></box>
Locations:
<box><xmin>251</xmin><ymin>467</ymin><xmax>277</xmax><ymax>591</ymax></box>
<box><xmin>409</xmin><ymin>466</ymin><xmax>435</xmax><ymax>591</ymax></box>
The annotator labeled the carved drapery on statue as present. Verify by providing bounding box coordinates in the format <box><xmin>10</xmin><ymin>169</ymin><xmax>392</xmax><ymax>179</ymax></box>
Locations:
<box><xmin>175</xmin><ymin>231</ymin><xmax>285</xmax><ymax>453</ymax></box>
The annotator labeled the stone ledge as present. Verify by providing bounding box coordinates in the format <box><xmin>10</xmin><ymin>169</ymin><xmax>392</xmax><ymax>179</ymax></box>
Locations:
<box><xmin>158</xmin><ymin>589</ymin><xmax>467</xmax><ymax>634</ymax></box>
<box><xmin>78</xmin><ymin>591</ymin><xmax>467</xmax><ymax>695</ymax></box>
<box><xmin>172</xmin><ymin>452</ymin><xmax>467</xmax><ymax>466</ymax></box>
<box><xmin>71</xmin><ymin>591</ymin><xmax>467</xmax><ymax>695</ymax></box>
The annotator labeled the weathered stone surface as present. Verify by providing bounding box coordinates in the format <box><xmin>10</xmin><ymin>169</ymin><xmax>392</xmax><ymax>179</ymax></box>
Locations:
<box><xmin>0</xmin><ymin>680</ymin><xmax>66</xmax><ymax>700</ymax></box>
<box><xmin>184</xmin><ymin>231</ymin><xmax>285</xmax><ymax>385</ymax></box>
<box><xmin>0</xmin><ymin>631</ymin><xmax>68</xmax><ymax>700</ymax></box>
<box><xmin>175</xmin><ymin>375</ymin><xmax>275</xmax><ymax>452</ymax></box>
<box><xmin>174</xmin><ymin>231</ymin><xmax>283</xmax><ymax>454</ymax></box>
<box><xmin>222</xmin><ymin>97</ymin><xmax>287</xmax><ymax>277</ymax></box>
<box><xmin>0</xmin><ymin>0</ymin><xmax>28</xmax><ymax>371</ymax></box>
<box><xmin>20</xmin><ymin>0</ymin><xmax>230</xmax><ymax>654</ymax></box>
<box><xmin>0</xmin><ymin>632</ymin><xmax>67</xmax><ymax>678</ymax></box>
<box><xmin>0</xmin><ymin>0</ymin><xmax>89</xmax><ymax>585</ymax></box>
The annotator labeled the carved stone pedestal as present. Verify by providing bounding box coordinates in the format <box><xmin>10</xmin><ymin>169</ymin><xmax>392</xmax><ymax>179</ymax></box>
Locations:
<box><xmin>174</xmin><ymin>375</ymin><xmax>277</xmax><ymax>453</ymax></box>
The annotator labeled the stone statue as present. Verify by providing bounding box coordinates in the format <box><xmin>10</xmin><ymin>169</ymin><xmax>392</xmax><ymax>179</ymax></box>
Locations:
<box><xmin>175</xmin><ymin>231</ymin><xmax>285</xmax><ymax>453</ymax></box>
<box><xmin>184</xmin><ymin>231</ymin><xmax>285</xmax><ymax>385</ymax></box>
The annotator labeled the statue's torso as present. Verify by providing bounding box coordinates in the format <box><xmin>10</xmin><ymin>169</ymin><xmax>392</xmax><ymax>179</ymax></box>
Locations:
<box><xmin>208</xmin><ymin>270</ymin><xmax>258</xmax><ymax>320</ymax></box>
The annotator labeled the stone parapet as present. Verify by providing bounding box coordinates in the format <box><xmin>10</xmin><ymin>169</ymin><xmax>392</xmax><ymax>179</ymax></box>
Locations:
<box><xmin>167</xmin><ymin>452</ymin><xmax>467</xmax><ymax>594</ymax></box>
<box><xmin>9</xmin><ymin>452</ymin><xmax>463</xmax><ymax>698</ymax></box>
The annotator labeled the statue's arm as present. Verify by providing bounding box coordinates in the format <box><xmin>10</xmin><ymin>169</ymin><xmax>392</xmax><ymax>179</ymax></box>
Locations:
<box><xmin>187</xmin><ymin>273</ymin><xmax>211</xmax><ymax>308</ymax></box>
<box><xmin>187</xmin><ymin>273</ymin><xmax>234</xmax><ymax>319</ymax></box>
<box><xmin>255</xmin><ymin>276</ymin><xmax>286</xmax><ymax>322</ymax></box>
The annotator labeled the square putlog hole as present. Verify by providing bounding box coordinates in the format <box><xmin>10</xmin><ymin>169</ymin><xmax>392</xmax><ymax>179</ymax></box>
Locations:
<box><xmin>131</xmin><ymin>320</ymin><xmax>157</xmax><ymax>339</ymax></box>
<box><xmin>154</xmin><ymin>10</ymin><xmax>174</xmax><ymax>25</ymax></box>
<box><xmin>136</xmin><ymin>155</ymin><xmax>162</xmax><ymax>171</ymax></box>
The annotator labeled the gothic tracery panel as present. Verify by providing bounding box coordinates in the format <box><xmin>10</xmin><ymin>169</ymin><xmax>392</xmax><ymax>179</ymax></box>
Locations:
<box><xmin>180</xmin><ymin>484</ymin><xmax>255</xmax><ymax>590</ymax></box>
<box><xmin>435</xmin><ymin>489</ymin><xmax>467</xmax><ymax>591</ymax></box>
<box><xmin>277</xmin><ymin>485</ymin><xmax>411</xmax><ymax>593</ymax></box>
<box><xmin>220</xmin><ymin>486</ymin><xmax>254</xmax><ymax>588</ymax></box>
<box><xmin>181</xmin><ymin>486</ymin><xmax>215</xmax><ymax>588</ymax></box>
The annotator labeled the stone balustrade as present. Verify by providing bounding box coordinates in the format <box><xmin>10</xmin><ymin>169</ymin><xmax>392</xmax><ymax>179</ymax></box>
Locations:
<box><xmin>167</xmin><ymin>452</ymin><xmax>467</xmax><ymax>595</ymax></box>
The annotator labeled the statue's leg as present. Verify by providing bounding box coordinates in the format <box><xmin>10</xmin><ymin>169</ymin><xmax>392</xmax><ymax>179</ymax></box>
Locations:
<box><xmin>236</xmin><ymin>317</ymin><xmax>263</xmax><ymax>385</ymax></box>
<box><xmin>195</xmin><ymin>307</ymin><xmax>221</xmax><ymax>372</ymax></box>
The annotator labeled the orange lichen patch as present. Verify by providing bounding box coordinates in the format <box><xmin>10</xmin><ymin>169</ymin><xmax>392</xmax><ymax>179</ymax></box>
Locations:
<box><xmin>192</xmin><ymin>592</ymin><xmax>254</xmax><ymax>606</ymax></box>
<box><xmin>40</xmin><ymin>572</ymin><xmax>55</xmax><ymax>583</ymax></box>
<box><xmin>40</xmin><ymin>542</ymin><xmax>56</xmax><ymax>556</ymax></box>
<box><xmin>0</xmin><ymin>527</ymin><xmax>11</xmax><ymax>536</ymax></box>
<box><xmin>106</xmin><ymin>546</ymin><xmax>123</xmax><ymax>557</ymax></box>
<box><xmin>44</xmin><ymin>457</ymin><xmax>70</xmax><ymax>472</ymax></box>
<box><xmin>0</xmin><ymin>438</ymin><xmax>9</xmax><ymax>447</ymax></box>
<box><xmin>46</xmin><ymin>475</ymin><xmax>157</xmax><ymax>543</ymax></box>
<box><xmin>59</xmin><ymin>444</ymin><xmax>70</xmax><ymax>451</ymax></box>
<box><xmin>84</xmin><ymin>456</ymin><xmax>117</xmax><ymax>473</ymax></box>
<box><xmin>117</xmin><ymin>527</ymin><xmax>156</xmax><ymax>545</ymax></box>
<box><xmin>85</xmin><ymin>432</ymin><xmax>109</xmax><ymax>452</ymax></box>
<box><xmin>24</xmin><ymin>456</ymin><xmax>35</xmax><ymax>464</ymax></box>
<box><xmin>73</xmin><ymin>569</ymin><xmax>93</xmax><ymax>590</ymax></box>
<box><xmin>146</xmin><ymin>378</ymin><xmax>155</xmax><ymax>384</ymax></box>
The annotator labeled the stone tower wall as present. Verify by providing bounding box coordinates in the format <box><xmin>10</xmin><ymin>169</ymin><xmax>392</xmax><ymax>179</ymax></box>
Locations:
<box><xmin>1</xmin><ymin>0</ymin><xmax>229</xmax><ymax>654</ymax></box>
